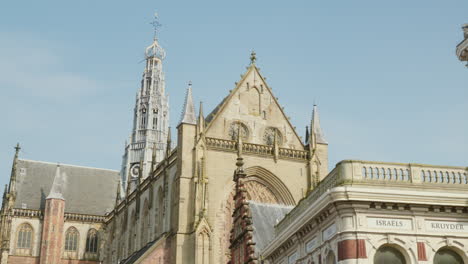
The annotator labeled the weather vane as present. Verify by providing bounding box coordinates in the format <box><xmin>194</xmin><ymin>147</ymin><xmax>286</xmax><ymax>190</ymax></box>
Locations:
<box><xmin>150</xmin><ymin>12</ymin><xmax>162</xmax><ymax>40</ymax></box>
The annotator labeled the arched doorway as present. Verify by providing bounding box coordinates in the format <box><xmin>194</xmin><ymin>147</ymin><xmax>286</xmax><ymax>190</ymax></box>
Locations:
<box><xmin>434</xmin><ymin>247</ymin><xmax>464</xmax><ymax>264</ymax></box>
<box><xmin>374</xmin><ymin>245</ymin><xmax>406</xmax><ymax>264</ymax></box>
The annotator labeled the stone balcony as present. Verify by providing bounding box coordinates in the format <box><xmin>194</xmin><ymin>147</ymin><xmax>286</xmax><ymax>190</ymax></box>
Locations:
<box><xmin>275</xmin><ymin>160</ymin><xmax>468</xmax><ymax>234</ymax></box>
<box><xmin>456</xmin><ymin>24</ymin><xmax>468</xmax><ymax>62</ymax></box>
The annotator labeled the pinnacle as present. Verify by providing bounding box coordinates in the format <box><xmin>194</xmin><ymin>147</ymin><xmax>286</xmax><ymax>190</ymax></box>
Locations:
<box><xmin>180</xmin><ymin>81</ymin><xmax>197</xmax><ymax>125</ymax></box>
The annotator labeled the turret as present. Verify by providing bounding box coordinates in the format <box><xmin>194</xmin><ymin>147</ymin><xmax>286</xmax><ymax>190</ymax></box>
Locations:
<box><xmin>40</xmin><ymin>165</ymin><xmax>67</xmax><ymax>264</ymax></box>
<box><xmin>307</xmin><ymin>105</ymin><xmax>329</xmax><ymax>189</ymax></box>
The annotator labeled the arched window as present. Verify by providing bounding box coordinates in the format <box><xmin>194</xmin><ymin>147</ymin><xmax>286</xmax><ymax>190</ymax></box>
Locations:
<box><xmin>16</xmin><ymin>223</ymin><xmax>33</xmax><ymax>251</ymax></box>
<box><xmin>434</xmin><ymin>247</ymin><xmax>464</xmax><ymax>264</ymax></box>
<box><xmin>85</xmin><ymin>229</ymin><xmax>98</xmax><ymax>253</ymax></box>
<box><xmin>64</xmin><ymin>227</ymin><xmax>79</xmax><ymax>252</ymax></box>
<box><xmin>374</xmin><ymin>245</ymin><xmax>406</xmax><ymax>264</ymax></box>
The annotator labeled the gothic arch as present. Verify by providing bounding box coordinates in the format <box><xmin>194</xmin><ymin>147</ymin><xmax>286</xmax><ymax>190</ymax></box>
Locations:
<box><xmin>244</xmin><ymin>166</ymin><xmax>295</xmax><ymax>205</ymax></box>
<box><xmin>218</xmin><ymin>166</ymin><xmax>295</xmax><ymax>263</ymax></box>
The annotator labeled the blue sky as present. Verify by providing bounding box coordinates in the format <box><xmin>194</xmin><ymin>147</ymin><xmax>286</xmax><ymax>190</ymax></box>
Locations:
<box><xmin>0</xmin><ymin>0</ymin><xmax>467</xmax><ymax>188</ymax></box>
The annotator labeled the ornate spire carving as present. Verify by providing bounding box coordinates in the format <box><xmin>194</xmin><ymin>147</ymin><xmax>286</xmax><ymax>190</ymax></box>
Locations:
<box><xmin>120</xmin><ymin>20</ymin><xmax>170</xmax><ymax>191</ymax></box>
<box><xmin>250</xmin><ymin>50</ymin><xmax>257</xmax><ymax>65</ymax></box>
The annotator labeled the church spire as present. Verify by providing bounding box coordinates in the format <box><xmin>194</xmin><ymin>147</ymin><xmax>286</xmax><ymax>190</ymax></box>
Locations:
<box><xmin>309</xmin><ymin>104</ymin><xmax>327</xmax><ymax>148</ymax></box>
<box><xmin>120</xmin><ymin>17</ymin><xmax>170</xmax><ymax>190</ymax></box>
<box><xmin>8</xmin><ymin>143</ymin><xmax>21</xmax><ymax>195</ymax></box>
<box><xmin>180</xmin><ymin>81</ymin><xmax>196</xmax><ymax>125</ymax></box>
<box><xmin>47</xmin><ymin>165</ymin><xmax>66</xmax><ymax>200</ymax></box>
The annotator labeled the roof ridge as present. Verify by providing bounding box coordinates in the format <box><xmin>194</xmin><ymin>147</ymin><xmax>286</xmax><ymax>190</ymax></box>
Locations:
<box><xmin>18</xmin><ymin>159</ymin><xmax>119</xmax><ymax>172</ymax></box>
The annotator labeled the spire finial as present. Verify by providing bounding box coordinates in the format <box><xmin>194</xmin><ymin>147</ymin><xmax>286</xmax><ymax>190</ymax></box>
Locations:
<box><xmin>250</xmin><ymin>50</ymin><xmax>257</xmax><ymax>65</ymax></box>
<box><xmin>150</xmin><ymin>12</ymin><xmax>162</xmax><ymax>40</ymax></box>
<box><xmin>14</xmin><ymin>143</ymin><xmax>20</xmax><ymax>157</ymax></box>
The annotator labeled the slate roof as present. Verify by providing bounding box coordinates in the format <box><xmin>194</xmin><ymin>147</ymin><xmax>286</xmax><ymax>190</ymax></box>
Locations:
<box><xmin>14</xmin><ymin>159</ymin><xmax>119</xmax><ymax>216</ymax></box>
<box><xmin>249</xmin><ymin>201</ymin><xmax>293</xmax><ymax>253</ymax></box>
<box><xmin>119</xmin><ymin>240</ymin><xmax>157</xmax><ymax>264</ymax></box>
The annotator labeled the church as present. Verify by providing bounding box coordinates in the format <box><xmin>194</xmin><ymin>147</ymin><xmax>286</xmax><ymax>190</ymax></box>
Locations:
<box><xmin>0</xmin><ymin>24</ymin><xmax>466</xmax><ymax>264</ymax></box>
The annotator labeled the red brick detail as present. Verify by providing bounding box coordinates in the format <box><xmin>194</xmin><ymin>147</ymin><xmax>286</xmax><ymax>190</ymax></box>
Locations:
<box><xmin>417</xmin><ymin>242</ymin><xmax>427</xmax><ymax>261</ymax></box>
<box><xmin>338</xmin><ymin>239</ymin><xmax>367</xmax><ymax>261</ymax></box>
<box><xmin>39</xmin><ymin>199</ymin><xmax>65</xmax><ymax>264</ymax></box>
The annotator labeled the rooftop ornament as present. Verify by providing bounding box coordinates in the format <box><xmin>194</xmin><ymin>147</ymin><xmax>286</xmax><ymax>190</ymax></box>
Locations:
<box><xmin>250</xmin><ymin>50</ymin><xmax>257</xmax><ymax>65</ymax></box>
<box><xmin>145</xmin><ymin>12</ymin><xmax>166</xmax><ymax>60</ymax></box>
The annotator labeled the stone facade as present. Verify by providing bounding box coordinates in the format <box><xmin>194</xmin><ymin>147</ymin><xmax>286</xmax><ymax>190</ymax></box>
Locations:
<box><xmin>259</xmin><ymin>160</ymin><xmax>468</xmax><ymax>264</ymax></box>
<box><xmin>4</xmin><ymin>22</ymin><xmax>465</xmax><ymax>264</ymax></box>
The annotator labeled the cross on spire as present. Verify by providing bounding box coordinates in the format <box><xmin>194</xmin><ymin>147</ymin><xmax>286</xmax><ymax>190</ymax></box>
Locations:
<box><xmin>14</xmin><ymin>143</ymin><xmax>20</xmax><ymax>156</ymax></box>
<box><xmin>250</xmin><ymin>50</ymin><xmax>257</xmax><ymax>65</ymax></box>
<box><xmin>150</xmin><ymin>12</ymin><xmax>162</xmax><ymax>40</ymax></box>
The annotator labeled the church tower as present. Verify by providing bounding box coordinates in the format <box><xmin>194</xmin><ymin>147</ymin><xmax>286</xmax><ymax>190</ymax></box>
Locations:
<box><xmin>120</xmin><ymin>19</ymin><xmax>169</xmax><ymax>191</ymax></box>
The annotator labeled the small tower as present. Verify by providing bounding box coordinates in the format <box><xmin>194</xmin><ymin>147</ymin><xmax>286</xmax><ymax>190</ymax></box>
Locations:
<box><xmin>180</xmin><ymin>81</ymin><xmax>197</xmax><ymax>125</ymax></box>
<box><xmin>120</xmin><ymin>15</ymin><xmax>170</xmax><ymax>191</ymax></box>
<box><xmin>39</xmin><ymin>165</ymin><xmax>67</xmax><ymax>264</ymax></box>
<box><xmin>307</xmin><ymin>104</ymin><xmax>329</xmax><ymax>189</ymax></box>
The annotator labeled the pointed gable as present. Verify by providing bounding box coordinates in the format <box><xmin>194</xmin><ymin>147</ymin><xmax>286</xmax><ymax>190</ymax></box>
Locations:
<box><xmin>205</xmin><ymin>64</ymin><xmax>304</xmax><ymax>149</ymax></box>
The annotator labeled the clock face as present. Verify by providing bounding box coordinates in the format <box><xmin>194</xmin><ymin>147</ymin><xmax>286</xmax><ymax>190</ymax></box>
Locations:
<box><xmin>130</xmin><ymin>164</ymin><xmax>140</xmax><ymax>178</ymax></box>
<box><xmin>228</xmin><ymin>122</ymin><xmax>249</xmax><ymax>141</ymax></box>
<box><xmin>263</xmin><ymin>127</ymin><xmax>283</xmax><ymax>146</ymax></box>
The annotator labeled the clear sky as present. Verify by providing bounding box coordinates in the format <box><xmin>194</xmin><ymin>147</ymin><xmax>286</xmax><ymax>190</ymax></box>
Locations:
<box><xmin>0</xmin><ymin>0</ymin><xmax>467</xmax><ymax>188</ymax></box>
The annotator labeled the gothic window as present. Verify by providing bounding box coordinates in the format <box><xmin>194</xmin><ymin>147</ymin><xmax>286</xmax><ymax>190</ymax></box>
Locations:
<box><xmin>262</xmin><ymin>111</ymin><xmax>267</xmax><ymax>119</ymax></box>
<box><xmin>153</xmin><ymin>116</ymin><xmax>158</xmax><ymax>129</ymax></box>
<box><xmin>374</xmin><ymin>245</ymin><xmax>406</xmax><ymax>264</ymax></box>
<box><xmin>228</xmin><ymin>121</ymin><xmax>249</xmax><ymax>141</ymax></box>
<box><xmin>64</xmin><ymin>227</ymin><xmax>79</xmax><ymax>252</ymax></box>
<box><xmin>263</xmin><ymin>127</ymin><xmax>283</xmax><ymax>146</ymax></box>
<box><xmin>16</xmin><ymin>223</ymin><xmax>33</xmax><ymax>252</ymax></box>
<box><xmin>434</xmin><ymin>247</ymin><xmax>464</xmax><ymax>264</ymax></box>
<box><xmin>85</xmin><ymin>229</ymin><xmax>98</xmax><ymax>253</ymax></box>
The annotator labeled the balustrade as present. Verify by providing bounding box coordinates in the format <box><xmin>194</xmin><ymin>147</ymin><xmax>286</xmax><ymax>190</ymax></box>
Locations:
<box><xmin>205</xmin><ymin>137</ymin><xmax>308</xmax><ymax>161</ymax></box>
